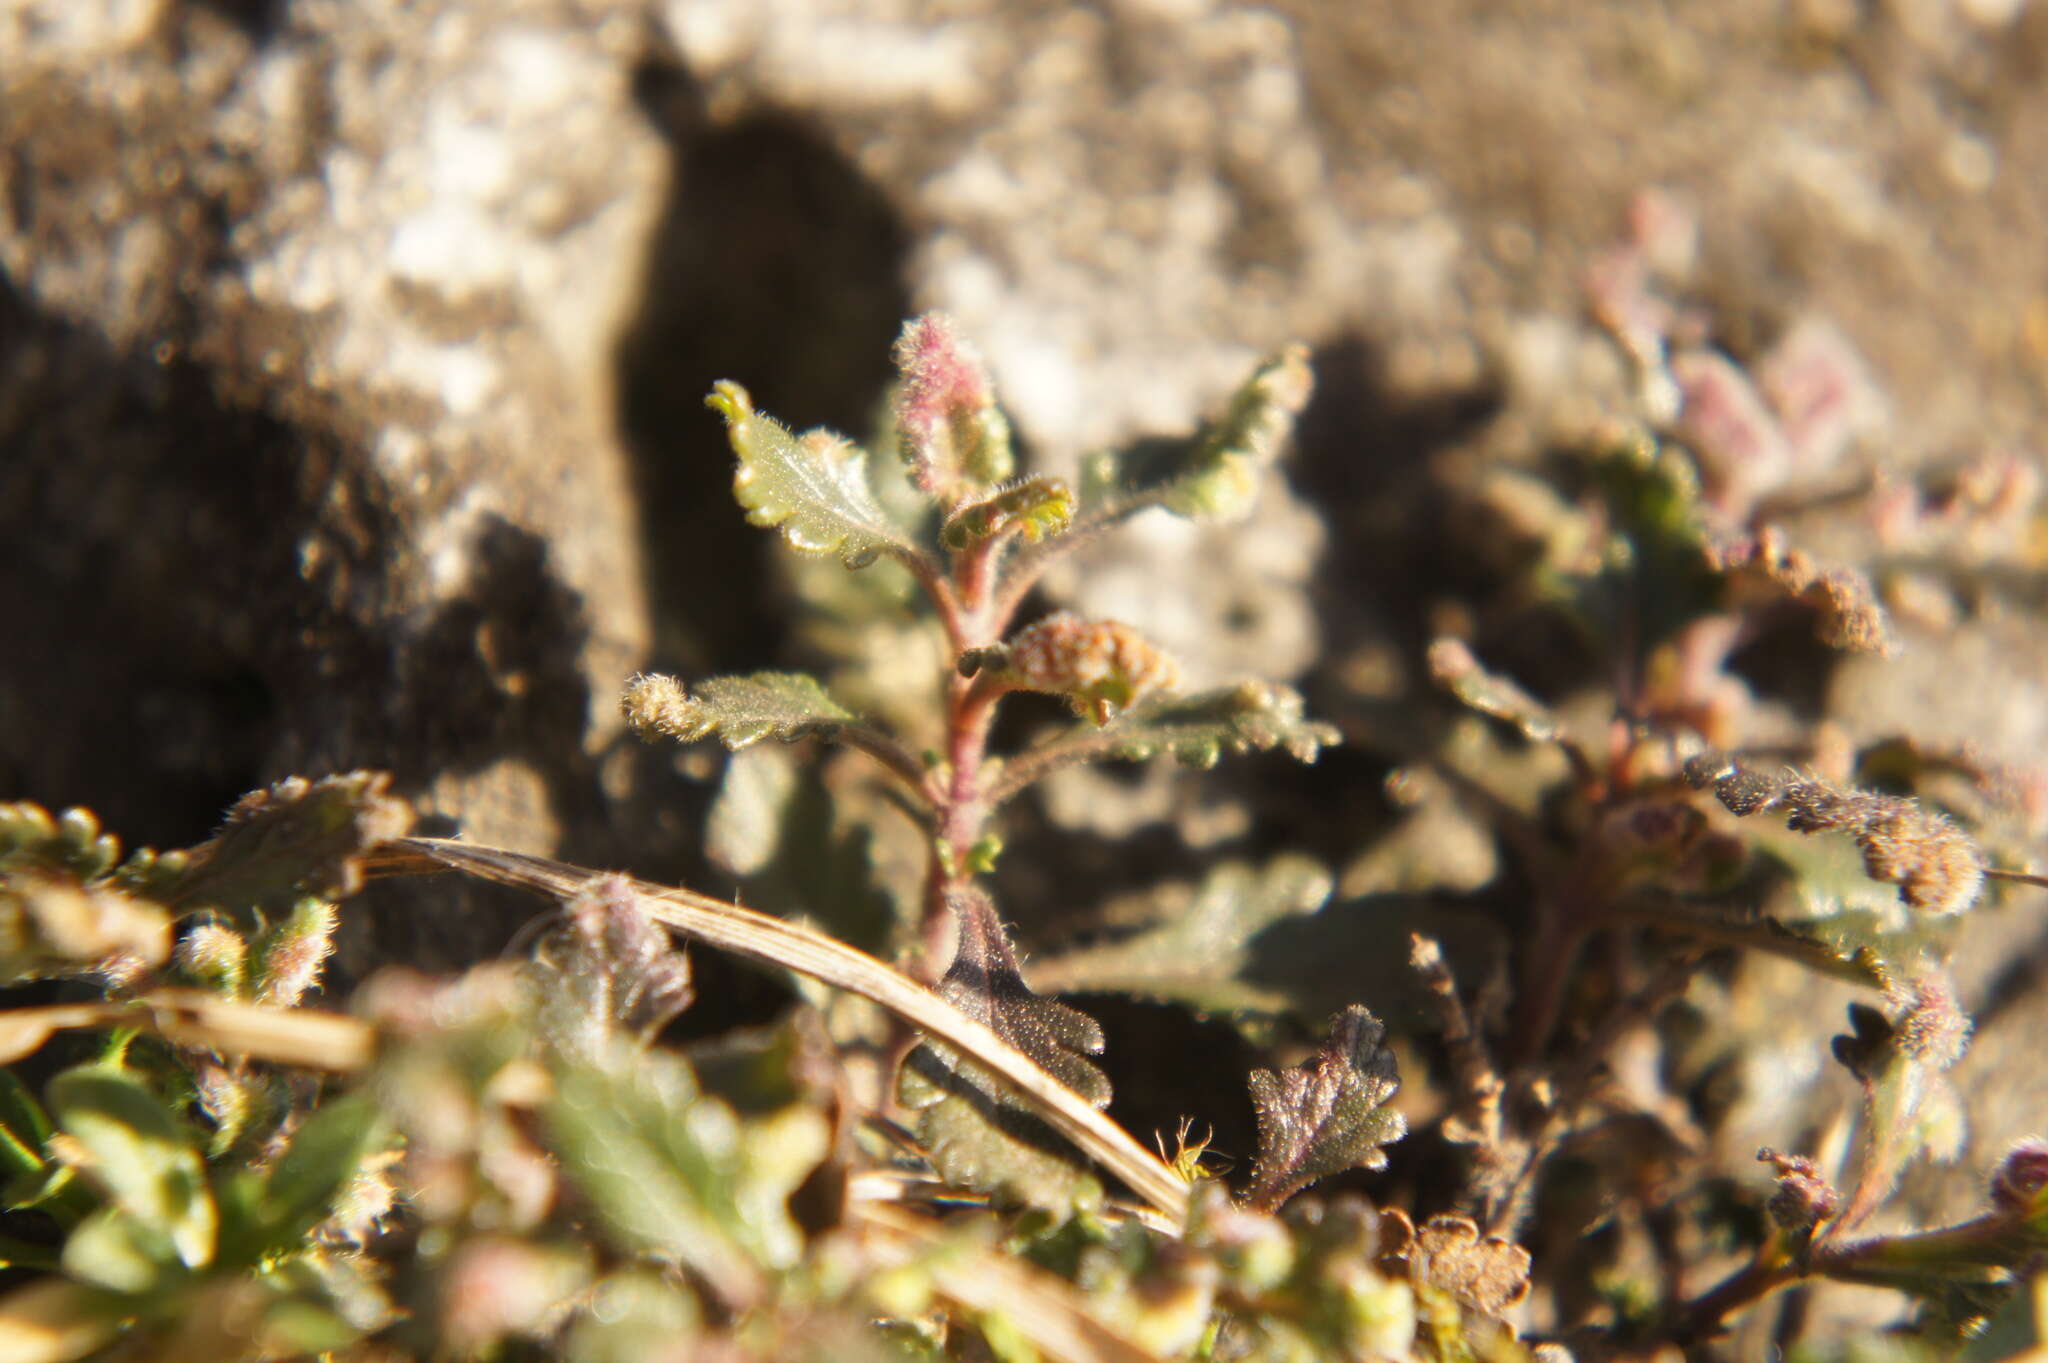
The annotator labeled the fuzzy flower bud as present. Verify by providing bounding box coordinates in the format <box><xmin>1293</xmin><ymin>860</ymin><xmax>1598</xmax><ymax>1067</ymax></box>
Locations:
<box><xmin>1759</xmin><ymin>1148</ymin><xmax>1840</xmax><ymax>1231</ymax></box>
<box><xmin>177</xmin><ymin>921</ymin><xmax>250</xmax><ymax>998</ymax></box>
<box><xmin>893</xmin><ymin>313</ymin><xmax>1013</xmax><ymax>503</ymax></box>
<box><xmin>1990</xmin><ymin>1139</ymin><xmax>2048</xmax><ymax>1219</ymax></box>
<box><xmin>1893</xmin><ymin>974</ymin><xmax>1970</xmax><ymax>1070</ymax></box>
<box><xmin>620</xmin><ymin>673</ymin><xmax>695</xmax><ymax>743</ymax></box>
<box><xmin>258</xmin><ymin>898</ymin><xmax>338</xmax><ymax>1007</ymax></box>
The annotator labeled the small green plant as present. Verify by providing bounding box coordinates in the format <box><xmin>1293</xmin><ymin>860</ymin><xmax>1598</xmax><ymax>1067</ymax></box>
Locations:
<box><xmin>622</xmin><ymin>314</ymin><xmax>1349</xmax><ymax>1215</ymax></box>
<box><xmin>4</xmin><ymin>307</ymin><xmax>2048</xmax><ymax>1363</ymax></box>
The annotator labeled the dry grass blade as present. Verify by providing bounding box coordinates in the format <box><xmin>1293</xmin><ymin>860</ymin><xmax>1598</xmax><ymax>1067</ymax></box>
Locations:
<box><xmin>375</xmin><ymin>836</ymin><xmax>1191</xmax><ymax>1229</ymax></box>
<box><xmin>854</xmin><ymin>1200</ymin><xmax>1168</xmax><ymax>1363</ymax></box>
<box><xmin>0</xmin><ymin>990</ymin><xmax>374</xmax><ymax>1070</ymax></box>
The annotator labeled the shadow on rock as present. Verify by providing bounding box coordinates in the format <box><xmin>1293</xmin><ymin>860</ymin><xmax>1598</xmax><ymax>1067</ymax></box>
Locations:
<box><xmin>612</xmin><ymin>55</ymin><xmax>912</xmax><ymax>680</ymax></box>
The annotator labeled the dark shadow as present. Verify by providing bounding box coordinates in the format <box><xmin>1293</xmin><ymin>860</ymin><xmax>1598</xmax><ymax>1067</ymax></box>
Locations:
<box><xmin>0</xmin><ymin>272</ymin><xmax>611</xmax><ymax>984</ymax></box>
<box><xmin>1289</xmin><ymin>329</ymin><xmax>1509</xmax><ymax>667</ymax></box>
<box><xmin>0</xmin><ymin>274</ymin><xmax>300</xmax><ymax>848</ymax></box>
<box><xmin>192</xmin><ymin>0</ymin><xmax>288</xmax><ymax>41</ymax></box>
<box><xmin>1076</xmin><ymin>994</ymin><xmax>1263</xmax><ymax>1190</ymax></box>
<box><xmin>613</xmin><ymin>56</ymin><xmax>913</xmax><ymax>681</ymax></box>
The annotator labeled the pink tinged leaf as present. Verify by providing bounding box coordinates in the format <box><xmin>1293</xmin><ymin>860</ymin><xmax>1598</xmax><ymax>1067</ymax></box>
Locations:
<box><xmin>1756</xmin><ymin>316</ymin><xmax>1885</xmax><ymax>477</ymax></box>
<box><xmin>1670</xmin><ymin>348</ymin><xmax>1793</xmax><ymax>515</ymax></box>
<box><xmin>1628</xmin><ymin>186</ymin><xmax>1699</xmax><ymax>279</ymax></box>
<box><xmin>1584</xmin><ymin>245</ymin><xmax>1670</xmax><ymax>362</ymax></box>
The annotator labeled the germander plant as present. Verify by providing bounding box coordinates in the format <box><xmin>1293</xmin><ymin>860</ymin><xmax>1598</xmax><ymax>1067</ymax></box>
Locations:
<box><xmin>3</xmin><ymin>310</ymin><xmax>2048</xmax><ymax>1362</ymax></box>
<box><xmin>617</xmin><ymin>315</ymin><xmax>1355</xmax><ymax>1214</ymax></box>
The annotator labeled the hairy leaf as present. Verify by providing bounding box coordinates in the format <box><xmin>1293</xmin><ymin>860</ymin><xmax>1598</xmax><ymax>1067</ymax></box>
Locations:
<box><xmin>49</xmin><ymin>1067</ymin><xmax>217</xmax><ymax>1270</ymax></box>
<box><xmin>1380</xmin><ymin>1210</ymin><xmax>1533</xmax><ymax>1321</ymax></box>
<box><xmin>1833</xmin><ymin>974</ymin><xmax>1971</xmax><ymax>1229</ymax></box>
<box><xmin>256</xmin><ymin>898</ymin><xmax>338</xmax><ymax>1008</ymax></box>
<box><xmin>1081</xmin><ymin>347</ymin><xmax>1313</xmax><ymax>523</ymax></box>
<box><xmin>930</xmin><ymin>888</ymin><xmax>1109</xmax><ymax>1107</ymax></box>
<box><xmin>898</xmin><ymin>888</ymin><xmax>1109</xmax><ymax>1213</ymax></box>
<box><xmin>1027</xmin><ymin>858</ymin><xmax>1333</xmax><ymax>1014</ymax></box>
<box><xmin>1243</xmin><ymin>1006</ymin><xmax>1406</xmax><ymax>1211</ymax></box>
<box><xmin>709</xmin><ymin>380</ymin><xmax>918</xmax><ymax>570</ymax></box>
<box><xmin>1709</xmin><ymin>523</ymin><xmax>1894</xmax><ymax>655</ymax></box>
<box><xmin>164</xmin><ymin>772</ymin><xmax>411</xmax><ymax>919</ymax></box>
<box><xmin>621</xmin><ymin>671</ymin><xmax>857</xmax><ymax>751</ymax></box>
<box><xmin>532</xmin><ymin>874</ymin><xmax>695</xmax><ymax>1058</ymax></box>
<box><xmin>940</xmin><ymin>476</ymin><xmax>1074</xmax><ymax>550</ymax></box>
<box><xmin>1686</xmin><ymin>753</ymin><xmax>1987</xmax><ymax>920</ymax></box>
<box><xmin>1098</xmin><ymin>681</ymin><xmax>1339</xmax><ymax>770</ymax></box>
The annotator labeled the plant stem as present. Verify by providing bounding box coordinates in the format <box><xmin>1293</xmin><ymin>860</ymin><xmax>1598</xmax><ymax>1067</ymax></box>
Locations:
<box><xmin>904</xmin><ymin>551</ymin><xmax>969</xmax><ymax>655</ymax></box>
<box><xmin>1668</xmin><ymin>1250</ymin><xmax>1801</xmax><ymax>1345</ymax></box>
<box><xmin>983</xmin><ymin>510</ymin><xmax>1130</xmax><ymax>632</ymax></box>
<box><xmin>935</xmin><ymin>672</ymin><xmax>1008</xmax><ymax>874</ymax></box>
<box><xmin>830</xmin><ymin>721</ymin><xmax>939</xmax><ymax>807</ymax></box>
<box><xmin>984</xmin><ymin>723</ymin><xmax>1132</xmax><ymax>808</ymax></box>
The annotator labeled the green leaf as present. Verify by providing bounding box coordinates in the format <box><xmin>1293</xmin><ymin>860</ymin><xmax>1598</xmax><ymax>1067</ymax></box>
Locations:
<box><xmin>0</xmin><ymin>1069</ymin><xmax>52</xmax><ymax>1193</ymax></box>
<box><xmin>1081</xmin><ymin>347</ymin><xmax>1313</xmax><ymax>523</ymax></box>
<box><xmin>896</xmin><ymin>1050</ymin><xmax>1106</xmax><ymax>1219</ymax></box>
<box><xmin>163</xmin><ymin>771</ymin><xmax>411</xmax><ymax>920</ymax></box>
<box><xmin>247</xmin><ymin>1094</ymin><xmax>387</xmax><ymax>1253</ymax></box>
<box><xmin>709</xmin><ymin>380</ymin><xmax>918</xmax><ymax>570</ymax></box>
<box><xmin>62</xmin><ymin>1206</ymin><xmax>181</xmax><ymax>1293</ymax></box>
<box><xmin>1027</xmin><ymin>857</ymin><xmax>1333</xmax><ymax>1014</ymax></box>
<box><xmin>897</xmin><ymin>888</ymin><xmax>1109</xmax><ymax>1215</ymax></box>
<box><xmin>1242</xmin><ymin>1006</ymin><xmax>1406</xmax><ymax>1211</ymax></box>
<box><xmin>621</xmin><ymin>671</ymin><xmax>858</xmax><ymax>751</ymax></box>
<box><xmin>49</xmin><ymin>1067</ymin><xmax>217</xmax><ymax>1270</ymax></box>
<box><xmin>1097</xmin><ymin>681</ymin><xmax>1339</xmax><ymax>770</ymax></box>
<box><xmin>1545</xmin><ymin>434</ymin><xmax>1721</xmax><ymax>652</ymax></box>
<box><xmin>546</xmin><ymin>1044</ymin><xmax>829</xmax><ymax>1301</ymax></box>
